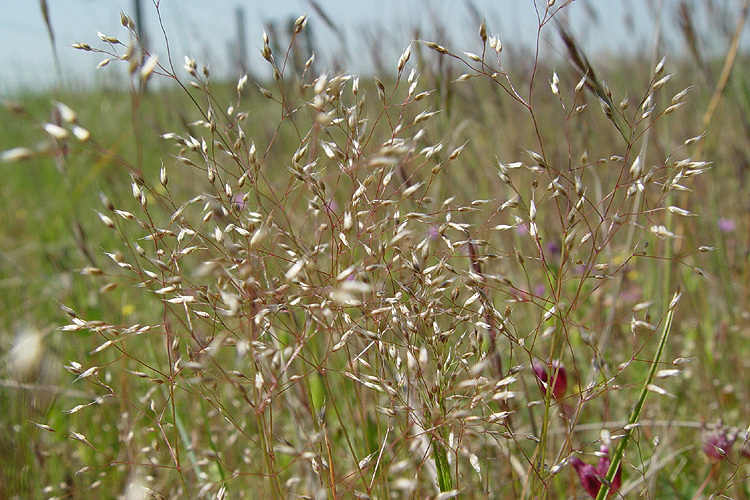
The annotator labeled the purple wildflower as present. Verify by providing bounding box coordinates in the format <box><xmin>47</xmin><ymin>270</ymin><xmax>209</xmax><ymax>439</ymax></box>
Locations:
<box><xmin>570</xmin><ymin>445</ymin><xmax>621</xmax><ymax>498</ymax></box>
<box><xmin>570</xmin><ymin>457</ymin><xmax>601</xmax><ymax>498</ymax></box>
<box><xmin>545</xmin><ymin>240</ymin><xmax>561</xmax><ymax>257</ymax></box>
<box><xmin>532</xmin><ymin>359</ymin><xmax>567</xmax><ymax>400</ymax></box>
<box><xmin>702</xmin><ymin>422</ymin><xmax>736</xmax><ymax>461</ymax></box>
<box><xmin>717</xmin><ymin>218</ymin><xmax>736</xmax><ymax>233</ymax></box>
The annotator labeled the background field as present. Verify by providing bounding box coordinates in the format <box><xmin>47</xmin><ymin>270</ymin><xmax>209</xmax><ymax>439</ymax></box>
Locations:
<box><xmin>1</xmin><ymin>1</ymin><xmax>750</xmax><ymax>499</ymax></box>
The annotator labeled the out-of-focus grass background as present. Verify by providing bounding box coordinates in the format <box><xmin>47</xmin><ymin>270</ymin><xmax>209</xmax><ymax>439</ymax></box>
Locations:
<box><xmin>2</xmin><ymin>1</ymin><xmax>750</xmax><ymax>499</ymax></box>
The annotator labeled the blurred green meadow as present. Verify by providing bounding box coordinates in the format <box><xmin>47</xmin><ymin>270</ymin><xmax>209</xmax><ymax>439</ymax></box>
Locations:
<box><xmin>2</xmin><ymin>2</ymin><xmax>750</xmax><ymax>499</ymax></box>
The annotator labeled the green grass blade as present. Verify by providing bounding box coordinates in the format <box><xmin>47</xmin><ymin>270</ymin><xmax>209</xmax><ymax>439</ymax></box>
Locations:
<box><xmin>596</xmin><ymin>289</ymin><xmax>680</xmax><ymax>500</ymax></box>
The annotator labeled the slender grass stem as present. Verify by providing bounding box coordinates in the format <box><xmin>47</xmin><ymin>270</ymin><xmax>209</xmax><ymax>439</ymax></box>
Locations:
<box><xmin>432</xmin><ymin>435</ymin><xmax>453</xmax><ymax>493</ymax></box>
<box><xmin>596</xmin><ymin>289</ymin><xmax>680</xmax><ymax>500</ymax></box>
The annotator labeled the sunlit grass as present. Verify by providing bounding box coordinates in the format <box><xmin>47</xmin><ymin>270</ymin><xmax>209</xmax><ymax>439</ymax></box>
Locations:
<box><xmin>2</xmin><ymin>3</ymin><xmax>750</xmax><ymax>499</ymax></box>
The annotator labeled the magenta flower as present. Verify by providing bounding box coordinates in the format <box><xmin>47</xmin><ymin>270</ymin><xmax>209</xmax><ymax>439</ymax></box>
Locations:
<box><xmin>717</xmin><ymin>218</ymin><xmax>736</xmax><ymax>233</ymax></box>
<box><xmin>702</xmin><ymin>422</ymin><xmax>736</xmax><ymax>461</ymax></box>
<box><xmin>533</xmin><ymin>359</ymin><xmax>568</xmax><ymax>400</ymax></box>
<box><xmin>570</xmin><ymin>445</ymin><xmax>621</xmax><ymax>498</ymax></box>
<box><xmin>570</xmin><ymin>457</ymin><xmax>601</xmax><ymax>498</ymax></box>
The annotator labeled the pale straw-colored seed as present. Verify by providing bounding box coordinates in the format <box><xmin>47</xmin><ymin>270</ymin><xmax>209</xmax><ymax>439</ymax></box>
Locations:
<box><xmin>97</xmin><ymin>31</ymin><xmax>121</xmax><ymax>44</ymax></box>
<box><xmin>491</xmin><ymin>36</ymin><xmax>502</xmax><ymax>54</ymax></box>
<box><xmin>304</xmin><ymin>53</ymin><xmax>315</xmax><ymax>72</ymax></box>
<box><xmin>632</xmin><ymin>318</ymin><xmax>656</xmax><ymax>330</ymax></box>
<box><xmin>402</xmin><ymin>181</ymin><xmax>422</xmax><ymax>198</ymax></box>
<box><xmin>668</xmin><ymin>290</ymin><xmax>682</xmax><ymax>310</ymax></box>
<box><xmin>629</xmin><ymin>155</ymin><xmax>642</xmax><ymax>178</ymax></box>
<box><xmin>652</xmin><ymin>74</ymin><xmax>671</xmax><ymax>91</ymax></box>
<box><xmin>184</xmin><ymin>56</ymin><xmax>197</xmax><ymax>76</ymax></box>
<box><xmin>449</xmin><ymin>140</ymin><xmax>468</xmax><ymax>160</ymax></box>
<box><xmin>285</xmin><ymin>258</ymin><xmax>306</xmax><ymax>281</ymax></box>
<box><xmin>120</xmin><ymin>11</ymin><xmax>135</xmax><ymax>29</ymax></box>
<box><xmin>55</xmin><ymin>102</ymin><xmax>77</xmax><ymax>123</ymax></box>
<box><xmin>1</xmin><ymin>101</ymin><xmax>25</xmax><ymax>116</ymax></box>
<box><xmin>642</xmin><ymin>93</ymin><xmax>653</xmax><ymax>113</ymax></box>
<box><xmin>413</xmin><ymin>109</ymin><xmax>440</xmax><ymax>125</ymax></box>
<box><xmin>114</xmin><ymin>209</ymin><xmax>134</xmax><ymax>220</ymax></box>
<box><xmin>526</xmin><ymin>149</ymin><xmax>544</xmax><ymax>164</ymax></box>
<box><xmin>684</xmin><ymin>133</ymin><xmax>705</xmax><ymax>145</ymax></box>
<box><xmin>166</xmin><ymin>295</ymin><xmax>195</xmax><ymax>304</ymax></box>
<box><xmin>650</xmin><ymin>225</ymin><xmax>675</xmax><ymax>238</ymax></box>
<box><xmin>463</xmin><ymin>51</ymin><xmax>482</xmax><ymax>62</ymax></box>
<box><xmin>664</xmin><ymin>102</ymin><xmax>684</xmax><ymax>114</ymax></box>
<box><xmin>397</xmin><ymin>45</ymin><xmax>411</xmax><ymax>72</ymax></box>
<box><xmin>413</xmin><ymin>90</ymin><xmax>431</xmax><ymax>101</ymax></box>
<box><xmin>140</xmin><ymin>55</ymin><xmax>159</xmax><ymax>84</ymax></box>
<box><xmin>72</xmin><ymin>125</ymin><xmax>90</xmax><ymax>141</ymax></box>
<box><xmin>70</xmin><ymin>431</ymin><xmax>92</xmax><ymax>446</ymax></box>
<box><xmin>425</xmin><ymin>41</ymin><xmax>448</xmax><ymax>54</ymax></box>
<box><xmin>470</xmin><ymin>453</ymin><xmax>481</xmax><ymax>476</ymax></box>
<box><xmin>0</xmin><ymin>147</ymin><xmax>34</xmax><ymax>162</ymax></box>
<box><xmin>421</xmin><ymin>143</ymin><xmax>443</xmax><ymax>160</ymax></box>
<box><xmin>250</xmin><ymin>223</ymin><xmax>267</xmax><ymax>248</ymax></box>
<box><xmin>294</xmin><ymin>14</ymin><xmax>307</xmax><ymax>33</ymax></box>
<box><xmin>529</xmin><ymin>200</ymin><xmax>537</xmax><ymax>222</ymax></box>
<box><xmin>550</xmin><ymin>71</ymin><xmax>559</xmax><ymax>96</ymax></box>
<box><xmin>44</xmin><ymin>123</ymin><xmax>68</xmax><ymax>140</ymax></box>
<box><xmin>667</xmin><ymin>205</ymin><xmax>695</xmax><ymax>216</ymax></box>
<box><xmin>654</xmin><ymin>56</ymin><xmax>666</xmax><ymax>75</ymax></box>
<box><xmin>542</xmin><ymin>306</ymin><xmax>556</xmax><ymax>322</ymax></box>
<box><xmin>656</xmin><ymin>369</ymin><xmax>681</xmax><ymax>378</ymax></box>
<box><xmin>672</xmin><ymin>86</ymin><xmax>693</xmax><ymax>104</ymax></box>
<box><xmin>236</xmin><ymin>74</ymin><xmax>248</xmax><ymax>93</ymax></box>
<box><xmin>575</xmin><ymin>73</ymin><xmax>587</xmax><ymax>93</ymax></box>
<box><xmin>673</xmin><ymin>357</ymin><xmax>695</xmax><ymax>365</ymax></box>
<box><xmin>159</xmin><ymin>165</ymin><xmax>167</xmax><ymax>187</ymax></box>
<box><xmin>8</xmin><ymin>328</ymin><xmax>44</xmax><ymax>381</ymax></box>
<box><xmin>646</xmin><ymin>384</ymin><xmax>673</xmax><ymax>397</ymax></box>
<box><xmin>97</xmin><ymin>212</ymin><xmax>115</xmax><ymax>229</ymax></box>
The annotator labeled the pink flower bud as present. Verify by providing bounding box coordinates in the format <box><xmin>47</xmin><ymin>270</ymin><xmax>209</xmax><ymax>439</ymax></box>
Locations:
<box><xmin>533</xmin><ymin>359</ymin><xmax>567</xmax><ymax>400</ymax></box>
<box><xmin>595</xmin><ymin>445</ymin><xmax>622</xmax><ymax>496</ymax></box>
<box><xmin>569</xmin><ymin>446</ymin><xmax>621</xmax><ymax>498</ymax></box>
<box><xmin>570</xmin><ymin>457</ymin><xmax>601</xmax><ymax>498</ymax></box>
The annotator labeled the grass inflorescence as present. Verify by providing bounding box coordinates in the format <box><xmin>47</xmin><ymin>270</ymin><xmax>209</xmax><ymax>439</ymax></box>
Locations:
<box><xmin>2</xmin><ymin>2</ymin><xmax>750</xmax><ymax>499</ymax></box>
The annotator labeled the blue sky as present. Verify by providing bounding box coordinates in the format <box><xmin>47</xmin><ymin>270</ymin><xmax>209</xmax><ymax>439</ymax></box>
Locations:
<box><xmin>0</xmin><ymin>0</ymin><xmax>744</xmax><ymax>92</ymax></box>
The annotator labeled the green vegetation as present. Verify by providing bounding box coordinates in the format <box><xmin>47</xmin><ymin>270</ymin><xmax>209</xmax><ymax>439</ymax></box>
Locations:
<box><xmin>2</xmin><ymin>3</ymin><xmax>750</xmax><ymax>499</ymax></box>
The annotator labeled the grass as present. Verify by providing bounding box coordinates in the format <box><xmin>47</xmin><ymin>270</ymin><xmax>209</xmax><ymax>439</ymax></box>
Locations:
<box><xmin>2</xmin><ymin>2</ymin><xmax>750</xmax><ymax>499</ymax></box>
